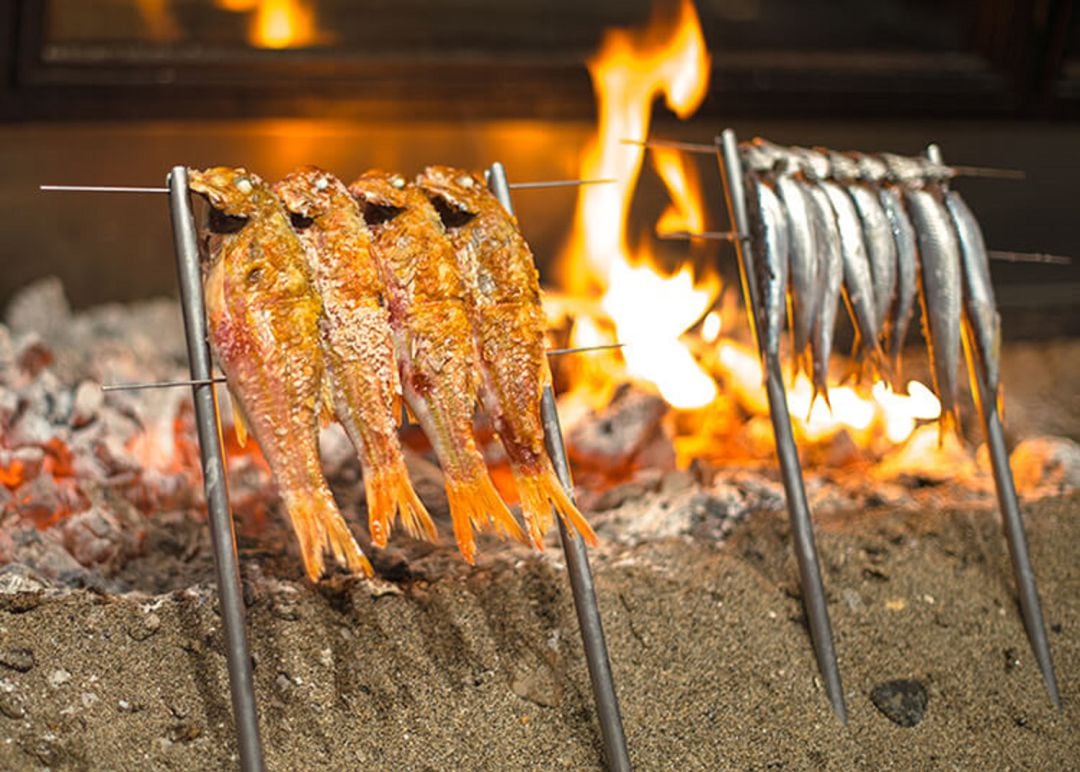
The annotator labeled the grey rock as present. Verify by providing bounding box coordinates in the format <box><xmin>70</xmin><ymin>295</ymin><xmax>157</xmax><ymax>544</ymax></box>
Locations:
<box><xmin>0</xmin><ymin>648</ymin><xmax>35</xmax><ymax>673</ymax></box>
<box><xmin>870</xmin><ymin>679</ymin><xmax>928</xmax><ymax>727</ymax></box>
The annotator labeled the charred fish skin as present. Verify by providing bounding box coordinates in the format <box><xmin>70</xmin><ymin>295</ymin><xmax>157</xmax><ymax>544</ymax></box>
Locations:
<box><xmin>417</xmin><ymin>166</ymin><xmax>597</xmax><ymax>550</ymax></box>
<box><xmin>944</xmin><ymin>190</ymin><xmax>1001</xmax><ymax>396</ymax></box>
<box><xmin>349</xmin><ymin>171</ymin><xmax>526</xmax><ymax>564</ymax></box>
<box><xmin>833</xmin><ymin>152</ymin><xmax>897</xmax><ymax>338</ymax></box>
<box><xmin>274</xmin><ymin>167</ymin><xmax>436</xmax><ymax>549</ymax></box>
<box><xmin>904</xmin><ymin>186</ymin><xmax>963</xmax><ymax>437</ymax></box>
<box><xmin>745</xmin><ymin>170</ymin><xmax>790</xmax><ymax>363</ymax></box>
<box><xmin>190</xmin><ymin>166</ymin><xmax>370</xmax><ymax>582</ymax></box>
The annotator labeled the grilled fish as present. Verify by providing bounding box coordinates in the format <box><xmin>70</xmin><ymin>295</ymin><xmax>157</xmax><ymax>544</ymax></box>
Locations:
<box><xmin>349</xmin><ymin>170</ymin><xmax>525</xmax><ymax>563</ymax></box>
<box><xmin>834</xmin><ymin>152</ymin><xmax>897</xmax><ymax>338</ymax></box>
<box><xmin>773</xmin><ymin>168</ymin><xmax>818</xmax><ymax>371</ymax></box>
<box><xmin>904</xmin><ymin>186</ymin><xmax>963</xmax><ymax>437</ymax></box>
<box><xmin>802</xmin><ymin>149</ymin><xmax>885</xmax><ymax>377</ymax></box>
<box><xmin>745</xmin><ymin>171</ymin><xmax>789</xmax><ymax>362</ymax></box>
<box><xmin>417</xmin><ymin>166</ymin><xmax>597</xmax><ymax>549</ymax></box>
<box><xmin>190</xmin><ymin>167</ymin><xmax>370</xmax><ymax>582</ymax></box>
<box><xmin>275</xmin><ymin>167</ymin><xmax>436</xmax><ymax>549</ymax></box>
<box><xmin>944</xmin><ymin>190</ymin><xmax>1001</xmax><ymax>397</ymax></box>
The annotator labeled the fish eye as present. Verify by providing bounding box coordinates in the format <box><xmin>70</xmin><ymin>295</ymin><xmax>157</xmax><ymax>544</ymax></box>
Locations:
<box><xmin>389</xmin><ymin>175</ymin><xmax>405</xmax><ymax>189</ymax></box>
<box><xmin>315</xmin><ymin>176</ymin><xmax>329</xmax><ymax>191</ymax></box>
<box><xmin>235</xmin><ymin>177</ymin><xmax>253</xmax><ymax>194</ymax></box>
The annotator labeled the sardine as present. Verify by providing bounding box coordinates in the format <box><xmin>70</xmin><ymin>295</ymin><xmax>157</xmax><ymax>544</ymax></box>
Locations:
<box><xmin>803</xmin><ymin>150</ymin><xmax>884</xmax><ymax>376</ymax></box>
<box><xmin>904</xmin><ymin>187</ymin><xmax>963</xmax><ymax>436</ymax></box>
<box><xmin>190</xmin><ymin>167</ymin><xmax>370</xmax><ymax>582</ymax></box>
<box><xmin>944</xmin><ymin>190</ymin><xmax>1001</xmax><ymax>397</ymax></box>
<box><xmin>798</xmin><ymin>177</ymin><xmax>844</xmax><ymax>409</ymax></box>
<box><xmin>773</xmin><ymin>170</ymin><xmax>818</xmax><ymax>368</ymax></box>
<box><xmin>349</xmin><ymin>171</ymin><xmax>526</xmax><ymax>563</ymax></box>
<box><xmin>834</xmin><ymin>152</ymin><xmax>897</xmax><ymax>337</ymax></box>
<box><xmin>856</xmin><ymin>153</ymin><xmax>919</xmax><ymax>387</ymax></box>
<box><xmin>417</xmin><ymin>166</ymin><xmax>597</xmax><ymax>549</ymax></box>
<box><xmin>275</xmin><ymin>167</ymin><xmax>436</xmax><ymax>549</ymax></box>
<box><xmin>745</xmin><ymin>172</ymin><xmax>789</xmax><ymax>362</ymax></box>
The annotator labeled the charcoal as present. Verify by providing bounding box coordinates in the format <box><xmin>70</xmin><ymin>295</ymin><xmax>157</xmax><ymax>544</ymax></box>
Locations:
<box><xmin>5</xmin><ymin>277</ymin><xmax>71</xmax><ymax>343</ymax></box>
<box><xmin>70</xmin><ymin>381</ymin><xmax>103</xmax><ymax>428</ymax></box>
<box><xmin>14</xmin><ymin>333</ymin><xmax>54</xmax><ymax>378</ymax></box>
<box><xmin>61</xmin><ymin>507</ymin><xmax>129</xmax><ymax>574</ymax></box>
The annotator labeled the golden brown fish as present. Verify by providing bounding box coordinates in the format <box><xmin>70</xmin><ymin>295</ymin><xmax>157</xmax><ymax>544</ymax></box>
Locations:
<box><xmin>416</xmin><ymin>166</ymin><xmax>597</xmax><ymax>549</ymax></box>
<box><xmin>190</xmin><ymin>166</ymin><xmax>370</xmax><ymax>582</ymax></box>
<box><xmin>348</xmin><ymin>170</ymin><xmax>525</xmax><ymax>563</ymax></box>
<box><xmin>274</xmin><ymin>167</ymin><xmax>436</xmax><ymax>548</ymax></box>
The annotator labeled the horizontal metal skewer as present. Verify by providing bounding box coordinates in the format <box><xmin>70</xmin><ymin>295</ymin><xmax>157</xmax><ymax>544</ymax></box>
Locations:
<box><xmin>623</xmin><ymin>138</ymin><xmax>1026</xmax><ymax>179</ymax></box>
<box><xmin>660</xmin><ymin>230</ymin><xmax>1068</xmax><ymax>265</ymax></box>
<box><xmin>40</xmin><ymin>179</ymin><xmax>616</xmax><ymax>194</ymax></box>
<box><xmin>101</xmin><ymin>343</ymin><xmax>627</xmax><ymax>393</ymax></box>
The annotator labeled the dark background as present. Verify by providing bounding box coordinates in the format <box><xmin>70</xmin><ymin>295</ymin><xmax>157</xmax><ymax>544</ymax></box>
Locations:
<box><xmin>0</xmin><ymin>0</ymin><xmax>1077</xmax><ymax>338</ymax></box>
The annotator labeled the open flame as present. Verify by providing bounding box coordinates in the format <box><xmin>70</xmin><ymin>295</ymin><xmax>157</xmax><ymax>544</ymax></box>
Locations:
<box><xmin>214</xmin><ymin>0</ymin><xmax>329</xmax><ymax>49</ymax></box>
<box><xmin>557</xmin><ymin>0</ymin><xmax>942</xmax><ymax>456</ymax></box>
<box><xmin>560</xmin><ymin>0</ymin><xmax>716</xmax><ymax>410</ymax></box>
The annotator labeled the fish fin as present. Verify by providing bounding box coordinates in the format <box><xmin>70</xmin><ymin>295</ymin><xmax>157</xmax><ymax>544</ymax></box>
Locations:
<box><xmin>227</xmin><ymin>387</ymin><xmax>248</xmax><ymax>448</ymax></box>
<box><xmin>365</xmin><ymin>462</ymin><xmax>437</xmax><ymax>548</ymax></box>
<box><xmin>514</xmin><ymin>462</ymin><xmax>597</xmax><ymax>550</ymax></box>
<box><xmin>444</xmin><ymin>473</ymin><xmax>525</xmax><ymax>564</ymax></box>
<box><xmin>281</xmin><ymin>489</ymin><xmax>372</xmax><ymax>581</ymax></box>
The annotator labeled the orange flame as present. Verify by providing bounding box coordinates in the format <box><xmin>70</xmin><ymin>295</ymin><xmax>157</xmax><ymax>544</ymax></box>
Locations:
<box><xmin>561</xmin><ymin>0</ymin><xmax>716</xmax><ymax>409</ymax></box>
<box><xmin>215</xmin><ymin>0</ymin><xmax>329</xmax><ymax>49</ymax></box>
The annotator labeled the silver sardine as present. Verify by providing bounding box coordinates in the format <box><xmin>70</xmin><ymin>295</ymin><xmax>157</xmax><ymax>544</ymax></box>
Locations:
<box><xmin>905</xmin><ymin>187</ymin><xmax>963</xmax><ymax>436</ymax></box>
<box><xmin>746</xmin><ymin>172</ymin><xmax>790</xmax><ymax>361</ymax></box>
<box><xmin>944</xmin><ymin>190</ymin><xmax>1001</xmax><ymax>397</ymax></box>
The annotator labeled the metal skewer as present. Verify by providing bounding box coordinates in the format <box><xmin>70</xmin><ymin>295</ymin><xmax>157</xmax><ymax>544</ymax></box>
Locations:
<box><xmin>624</xmin><ymin>138</ymin><xmax>1026</xmax><ymax>180</ymax></box>
<box><xmin>41</xmin><ymin>179</ymin><xmax>615</xmax><ymax>195</ymax></box>
<box><xmin>168</xmin><ymin>166</ymin><xmax>265</xmax><ymax>771</ymax></box>
<box><xmin>488</xmin><ymin>161</ymin><xmax>631</xmax><ymax>772</ymax></box>
<box><xmin>926</xmin><ymin>144</ymin><xmax>1060</xmax><ymax>709</ymax></box>
<box><xmin>715</xmin><ymin>130</ymin><xmax>848</xmax><ymax>723</ymax></box>
<box><xmin>658</xmin><ymin>231</ymin><xmax>1071</xmax><ymax>265</ymax></box>
<box><xmin>102</xmin><ymin>343</ymin><xmax>627</xmax><ymax>393</ymax></box>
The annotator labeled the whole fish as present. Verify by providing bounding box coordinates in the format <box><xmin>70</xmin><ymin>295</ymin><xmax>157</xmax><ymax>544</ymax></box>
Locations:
<box><xmin>802</xmin><ymin>150</ymin><xmax>885</xmax><ymax>377</ymax></box>
<box><xmin>348</xmin><ymin>171</ymin><xmax>526</xmax><ymax>563</ymax></box>
<box><xmin>773</xmin><ymin>165</ymin><xmax>818</xmax><ymax>370</ymax></box>
<box><xmin>904</xmin><ymin>186</ymin><xmax>963</xmax><ymax>437</ymax></box>
<box><xmin>833</xmin><ymin>152</ymin><xmax>897</xmax><ymax>337</ymax></box>
<box><xmin>416</xmin><ymin>166</ymin><xmax>597</xmax><ymax>549</ymax></box>
<box><xmin>944</xmin><ymin>190</ymin><xmax>1001</xmax><ymax>397</ymax></box>
<box><xmin>745</xmin><ymin>171</ymin><xmax>789</xmax><ymax>362</ymax></box>
<box><xmin>794</xmin><ymin>168</ymin><xmax>844</xmax><ymax>410</ymax></box>
<box><xmin>274</xmin><ymin>167</ymin><xmax>436</xmax><ymax>549</ymax></box>
<box><xmin>190</xmin><ymin>167</ymin><xmax>370</xmax><ymax>582</ymax></box>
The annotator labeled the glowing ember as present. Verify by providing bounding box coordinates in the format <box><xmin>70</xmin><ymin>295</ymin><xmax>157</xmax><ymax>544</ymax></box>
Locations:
<box><xmin>560</xmin><ymin>0</ymin><xmax>715</xmax><ymax>408</ymax></box>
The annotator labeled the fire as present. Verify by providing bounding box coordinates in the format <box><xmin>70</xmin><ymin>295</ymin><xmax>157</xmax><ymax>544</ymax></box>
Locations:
<box><xmin>214</xmin><ymin>0</ymin><xmax>329</xmax><ymax>49</ymax></box>
<box><xmin>561</xmin><ymin>0</ymin><xmax>715</xmax><ymax>409</ymax></box>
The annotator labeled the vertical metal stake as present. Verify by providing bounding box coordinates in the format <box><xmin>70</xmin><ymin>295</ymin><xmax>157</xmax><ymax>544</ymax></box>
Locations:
<box><xmin>488</xmin><ymin>162</ymin><xmax>632</xmax><ymax>771</ymax></box>
<box><xmin>714</xmin><ymin>132</ymin><xmax>848</xmax><ymax>723</ymax></box>
<box><xmin>925</xmin><ymin>145</ymin><xmax>1060</xmax><ymax>709</ymax></box>
<box><xmin>168</xmin><ymin>166</ymin><xmax>267</xmax><ymax>771</ymax></box>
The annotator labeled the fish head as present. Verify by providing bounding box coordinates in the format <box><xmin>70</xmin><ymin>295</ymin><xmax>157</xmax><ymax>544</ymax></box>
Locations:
<box><xmin>274</xmin><ymin>166</ymin><xmax>349</xmax><ymax>219</ymax></box>
<box><xmin>189</xmin><ymin>167</ymin><xmax>270</xmax><ymax>218</ymax></box>
<box><xmin>880</xmin><ymin>153</ymin><xmax>927</xmax><ymax>187</ymax></box>
<box><xmin>853</xmin><ymin>152</ymin><xmax>888</xmax><ymax>183</ymax></box>
<box><xmin>793</xmin><ymin>147</ymin><xmax>831</xmax><ymax>181</ymax></box>
<box><xmin>348</xmin><ymin>170</ymin><xmax>409</xmax><ymax>210</ymax></box>
<box><xmin>415</xmin><ymin>165</ymin><xmax>489</xmax><ymax>216</ymax></box>
<box><xmin>822</xmin><ymin>149</ymin><xmax>858</xmax><ymax>182</ymax></box>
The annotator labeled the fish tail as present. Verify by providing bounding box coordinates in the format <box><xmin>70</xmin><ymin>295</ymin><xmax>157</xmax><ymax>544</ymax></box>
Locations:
<box><xmin>364</xmin><ymin>462</ymin><xmax>437</xmax><ymax>548</ymax></box>
<box><xmin>514</xmin><ymin>462</ymin><xmax>598</xmax><ymax>550</ymax></box>
<box><xmin>444</xmin><ymin>472</ymin><xmax>526</xmax><ymax>564</ymax></box>
<box><xmin>282</xmin><ymin>489</ymin><xmax>372</xmax><ymax>581</ymax></box>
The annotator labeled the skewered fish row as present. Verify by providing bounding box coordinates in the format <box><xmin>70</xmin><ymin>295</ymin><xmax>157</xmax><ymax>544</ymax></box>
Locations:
<box><xmin>735</xmin><ymin>140</ymin><xmax>1003</xmax><ymax>433</ymax></box>
<box><xmin>190</xmin><ymin>165</ymin><xmax>597</xmax><ymax>579</ymax></box>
